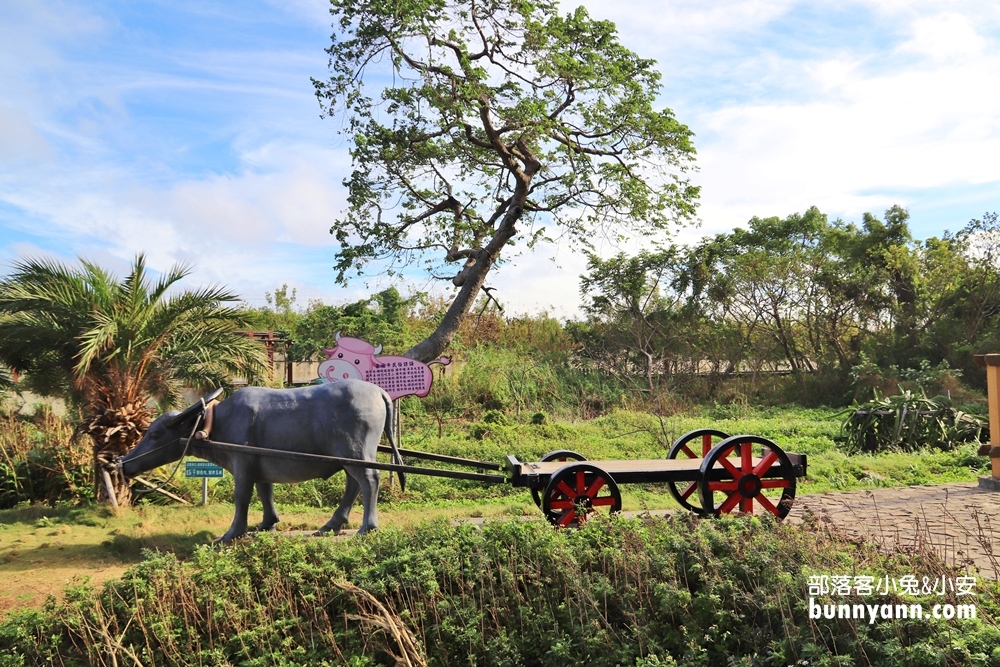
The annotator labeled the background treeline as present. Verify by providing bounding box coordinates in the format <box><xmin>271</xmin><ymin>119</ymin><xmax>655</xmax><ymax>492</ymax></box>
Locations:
<box><xmin>239</xmin><ymin>206</ymin><xmax>1000</xmax><ymax>410</ymax></box>
<box><xmin>575</xmin><ymin>206</ymin><xmax>1000</xmax><ymax>405</ymax></box>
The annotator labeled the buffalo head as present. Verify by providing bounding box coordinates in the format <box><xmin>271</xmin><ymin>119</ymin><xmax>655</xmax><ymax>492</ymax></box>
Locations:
<box><xmin>118</xmin><ymin>389</ymin><xmax>222</xmax><ymax>478</ymax></box>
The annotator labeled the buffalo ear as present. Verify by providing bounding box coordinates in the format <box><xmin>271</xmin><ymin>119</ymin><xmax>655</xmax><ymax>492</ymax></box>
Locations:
<box><xmin>166</xmin><ymin>388</ymin><xmax>224</xmax><ymax>427</ymax></box>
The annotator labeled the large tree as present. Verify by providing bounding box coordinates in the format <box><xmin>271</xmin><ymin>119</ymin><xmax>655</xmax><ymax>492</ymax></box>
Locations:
<box><xmin>314</xmin><ymin>0</ymin><xmax>699</xmax><ymax>361</ymax></box>
<box><xmin>0</xmin><ymin>256</ymin><xmax>268</xmax><ymax>505</ymax></box>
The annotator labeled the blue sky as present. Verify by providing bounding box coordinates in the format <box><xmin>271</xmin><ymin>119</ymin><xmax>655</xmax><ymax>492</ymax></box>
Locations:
<box><xmin>2</xmin><ymin>1</ymin><xmax>1000</xmax><ymax>317</ymax></box>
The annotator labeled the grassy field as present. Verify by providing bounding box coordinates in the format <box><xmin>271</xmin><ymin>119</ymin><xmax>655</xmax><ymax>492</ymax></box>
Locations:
<box><xmin>0</xmin><ymin>406</ymin><xmax>993</xmax><ymax>617</ymax></box>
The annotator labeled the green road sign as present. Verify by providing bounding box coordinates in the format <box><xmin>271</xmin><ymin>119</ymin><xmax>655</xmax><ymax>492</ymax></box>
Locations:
<box><xmin>185</xmin><ymin>461</ymin><xmax>224</xmax><ymax>478</ymax></box>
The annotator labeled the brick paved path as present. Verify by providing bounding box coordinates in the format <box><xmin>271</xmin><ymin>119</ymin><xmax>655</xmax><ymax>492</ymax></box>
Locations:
<box><xmin>791</xmin><ymin>483</ymin><xmax>1000</xmax><ymax>579</ymax></box>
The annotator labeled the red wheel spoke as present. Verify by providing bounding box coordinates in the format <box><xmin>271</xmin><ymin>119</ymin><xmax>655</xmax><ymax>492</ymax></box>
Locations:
<box><xmin>741</xmin><ymin>442</ymin><xmax>752</xmax><ymax>472</ymax></box>
<box><xmin>548</xmin><ymin>500</ymin><xmax>573</xmax><ymax>509</ymax></box>
<box><xmin>556</xmin><ymin>481</ymin><xmax>575</xmax><ymax>498</ymax></box>
<box><xmin>585</xmin><ymin>478</ymin><xmax>607</xmax><ymax>499</ymax></box>
<box><xmin>718</xmin><ymin>492</ymin><xmax>741</xmax><ymax>514</ymax></box>
<box><xmin>718</xmin><ymin>456</ymin><xmax>741</xmax><ymax>478</ymax></box>
<box><xmin>752</xmin><ymin>450</ymin><xmax>779</xmax><ymax>477</ymax></box>
<box><xmin>708</xmin><ymin>481</ymin><xmax>738</xmax><ymax>491</ymax></box>
<box><xmin>755</xmin><ymin>493</ymin><xmax>780</xmax><ymax>516</ymax></box>
<box><xmin>591</xmin><ymin>496</ymin><xmax>617</xmax><ymax>507</ymax></box>
<box><xmin>680</xmin><ymin>482</ymin><xmax>697</xmax><ymax>499</ymax></box>
<box><xmin>575</xmin><ymin>470</ymin><xmax>586</xmax><ymax>494</ymax></box>
<box><xmin>740</xmin><ymin>496</ymin><xmax>753</xmax><ymax>513</ymax></box>
<box><xmin>557</xmin><ymin>510</ymin><xmax>577</xmax><ymax>527</ymax></box>
<box><xmin>680</xmin><ymin>444</ymin><xmax>697</xmax><ymax>458</ymax></box>
<box><xmin>760</xmin><ymin>478</ymin><xmax>790</xmax><ymax>488</ymax></box>
<box><xmin>701</xmin><ymin>434</ymin><xmax>713</xmax><ymax>455</ymax></box>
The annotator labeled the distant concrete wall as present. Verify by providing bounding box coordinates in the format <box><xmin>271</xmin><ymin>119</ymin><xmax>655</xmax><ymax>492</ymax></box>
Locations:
<box><xmin>4</xmin><ymin>391</ymin><xmax>68</xmax><ymax>416</ymax></box>
<box><xmin>288</xmin><ymin>361</ymin><xmax>321</xmax><ymax>385</ymax></box>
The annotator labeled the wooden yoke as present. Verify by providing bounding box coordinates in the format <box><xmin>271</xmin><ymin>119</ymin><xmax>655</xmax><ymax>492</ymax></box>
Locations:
<box><xmin>973</xmin><ymin>354</ymin><xmax>1000</xmax><ymax>478</ymax></box>
<box><xmin>194</xmin><ymin>400</ymin><xmax>219</xmax><ymax>441</ymax></box>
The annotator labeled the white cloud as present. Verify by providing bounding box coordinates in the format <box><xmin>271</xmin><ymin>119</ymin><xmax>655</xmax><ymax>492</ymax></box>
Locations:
<box><xmin>669</xmin><ymin>4</ymin><xmax>1000</xmax><ymax>230</ymax></box>
<box><xmin>901</xmin><ymin>13</ymin><xmax>987</xmax><ymax>62</ymax></box>
<box><xmin>0</xmin><ymin>107</ymin><xmax>52</xmax><ymax>164</ymax></box>
<box><xmin>581</xmin><ymin>0</ymin><xmax>797</xmax><ymax>53</ymax></box>
<box><xmin>489</xmin><ymin>244</ymin><xmax>592</xmax><ymax>319</ymax></box>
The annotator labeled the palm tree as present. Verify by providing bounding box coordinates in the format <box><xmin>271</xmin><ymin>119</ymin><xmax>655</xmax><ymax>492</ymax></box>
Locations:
<box><xmin>0</xmin><ymin>255</ymin><xmax>269</xmax><ymax>505</ymax></box>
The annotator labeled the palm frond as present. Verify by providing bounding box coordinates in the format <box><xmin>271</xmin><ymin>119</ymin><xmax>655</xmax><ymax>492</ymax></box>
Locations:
<box><xmin>0</xmin><ymin>254</ymin><xmax>268</xmax><ymax>415</ymax></box>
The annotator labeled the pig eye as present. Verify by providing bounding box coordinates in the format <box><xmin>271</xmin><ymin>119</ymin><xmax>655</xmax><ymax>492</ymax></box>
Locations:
<box><xmin>354</xmin><ymin>359</ymin><xmax>360</xmax><ymax>364</ymax></box>
<box><xmin>338</xmin><ymin>353</ymin><xmax>343</xmax><ymax>358</ymax></box>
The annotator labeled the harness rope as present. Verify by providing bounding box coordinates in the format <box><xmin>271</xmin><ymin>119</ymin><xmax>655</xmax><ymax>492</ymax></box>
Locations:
<box><xmin>120</xmin><ymin>401</ymin><xmax>206</xmax><ymax>495</ymax></box>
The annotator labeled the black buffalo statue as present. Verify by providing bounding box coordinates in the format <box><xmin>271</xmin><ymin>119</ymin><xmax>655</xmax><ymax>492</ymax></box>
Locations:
<box><xmin>119</xmin><ymin>380</ymin><xmax>401</xmax><ymax>543</ymax></box>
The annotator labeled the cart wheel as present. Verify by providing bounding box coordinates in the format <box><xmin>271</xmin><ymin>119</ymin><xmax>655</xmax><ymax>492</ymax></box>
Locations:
<box><xmin>698</xmin><ymin>436</ymin><xmax>796</xmax><ymax>519</ymax></box>
<box><xmin>542</xmin><ymin>463</ymin><xmax>621</xmax><ymax>528</ymax></box>
<box><xmin>531</xmin><ymin>449</ymin><xmax>587</xmax><ymax>507</ymax></box>
<box><xmin>531</xmin><ymin>450</ymin><xmax>586</xmax><ymax>507</ymax></box>
<box><xmin>666</xmin><ymin>429</ymin><xmax>730</xmax><ymax>515</ymax></box>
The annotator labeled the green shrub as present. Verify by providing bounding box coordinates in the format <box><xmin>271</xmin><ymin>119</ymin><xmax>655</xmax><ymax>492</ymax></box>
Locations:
<box><xmin>482</xmin><ymin>409</ymin><xmax>507</xmax><ymax>425</ymax></box>
<box><xmin>0</xmin><ymin>413</ymin><xmax>92</xmax><ymax>508</ymax></box>
<box><xmin>2</xmin><ymin>516</ymin><xmax>997</xmax><ymax>666</ymax></box>
<box><xmin>838</xmin><ymin>390</ymin><xmax>988</xmax><ymax>453</ymax></box>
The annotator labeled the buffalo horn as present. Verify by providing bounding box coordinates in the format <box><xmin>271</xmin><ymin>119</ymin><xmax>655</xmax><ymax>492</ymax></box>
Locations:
<box><xmin>373</xmin><ymin>343</ymin><xmax>382</xmax><ymax>355</ymax></box>
<box><xmin>335</xmin><ymin>330</ymin><xmax>341</xmax><ymax>342</ymax></box>
<box><xmin>166</xmin><ymin>388</ymin><xmax>224</xmax><ymax>427</ymax></box>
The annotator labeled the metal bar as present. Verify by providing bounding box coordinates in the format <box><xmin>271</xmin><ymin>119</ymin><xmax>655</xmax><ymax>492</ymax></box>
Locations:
<box><xmin>377</xmin><ymin>445</ymin><xmax>502</xmax><ymax>470</ymax></box>
<box><xmin>131</xmin><ymin>475</ymin><xmax>191</xmax><ymax>505</ymax></box>
<box><xmin>184</xmin><ymin>439</ymin><xmax>507</xmax><ymax>484</ymax></box>
<box><xmin>507</xmin><ymin>455</ymin><xmax>808</xmax><ymax>488</ymax></box>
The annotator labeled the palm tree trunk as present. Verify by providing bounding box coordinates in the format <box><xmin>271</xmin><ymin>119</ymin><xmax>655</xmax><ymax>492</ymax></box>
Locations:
<box><xmin>83</xmin><ymin>402</ymin><xmax>148</xmax><ymax>507</ymax></box>
<box><xmin>94</xmin><ymin>452</ymin><xmax>131</xmax><ymax>507</ymax></box>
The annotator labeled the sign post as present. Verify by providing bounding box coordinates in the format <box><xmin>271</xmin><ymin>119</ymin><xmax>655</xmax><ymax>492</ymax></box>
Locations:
<box><xmin>185</xmin><ymin>461</ymin><xmax>224</xmax><ymax>505</ymax></box>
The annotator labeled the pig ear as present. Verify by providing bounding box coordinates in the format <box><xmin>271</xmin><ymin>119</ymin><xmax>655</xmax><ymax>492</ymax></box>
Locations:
<box><xmin>373</xmin><ymin>343</ymin><xmax>382</xmax><ymax>355</ymax></box>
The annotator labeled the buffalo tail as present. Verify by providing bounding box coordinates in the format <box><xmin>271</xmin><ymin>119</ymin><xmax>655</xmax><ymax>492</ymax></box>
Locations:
<box><xmin>383</xmin><ymin>393</ymin><xmax>406</xmax><ymax>493</ymax></box>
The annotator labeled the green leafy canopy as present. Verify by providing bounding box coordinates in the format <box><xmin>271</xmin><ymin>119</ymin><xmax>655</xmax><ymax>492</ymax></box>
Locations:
<box><xmin>314</xmin><ymin>0</ymin><xmax>699</xmax><ymax>286</ymax></box>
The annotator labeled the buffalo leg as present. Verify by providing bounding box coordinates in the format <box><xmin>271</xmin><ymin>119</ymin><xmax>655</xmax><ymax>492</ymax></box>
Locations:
<box><xmin>317</xmin><ymin>473</ymin><xmax>360</xmax><ymax>535</ymax></box>
<box><xmin>252</xmin><ymin>482</ymin><xmax>280</xmax><ymax>532</ymax></box>
<box><xmin>355</xmin><ymin>467</ymin><xmax>381</xmax><ymax>534</ymax></box>
<box><xmin>217</xmin><ymin>474</ymin><xmax>254</xmax><ymax>544</ymax></box>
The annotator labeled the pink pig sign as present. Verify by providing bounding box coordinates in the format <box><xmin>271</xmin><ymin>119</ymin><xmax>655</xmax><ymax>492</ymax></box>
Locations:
<box><xmin>317</xmin><ymin>332</ymin><xmax>451</xmax><ymax>400</ymax></box>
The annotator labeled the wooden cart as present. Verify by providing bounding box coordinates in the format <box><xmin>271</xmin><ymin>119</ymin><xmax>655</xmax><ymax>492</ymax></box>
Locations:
<box><xmin>507</xmin><ymin>429</ymin><xmax>807</xmax><ymax>526</ymax></box>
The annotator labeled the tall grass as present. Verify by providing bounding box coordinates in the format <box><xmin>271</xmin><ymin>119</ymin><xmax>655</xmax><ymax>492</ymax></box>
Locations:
<box><xmin>0</xmin><ymin>410</ymin><xmax>92</xmax><ymax>508</ymax></box>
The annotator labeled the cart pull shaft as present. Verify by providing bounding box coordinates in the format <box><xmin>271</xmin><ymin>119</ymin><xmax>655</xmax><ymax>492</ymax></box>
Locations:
<box><xmin>184</xmin><ymin>438</ymin><xmax>507</xmax><ymax>484</ymax></box>
<box><xmin>376</xmin><ymin>445</ymin><xmax>501</xmax><ymax>471</ymax></box>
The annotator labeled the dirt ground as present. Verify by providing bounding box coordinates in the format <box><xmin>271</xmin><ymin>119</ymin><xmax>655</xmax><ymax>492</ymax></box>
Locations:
<box><xmin>0</xmin><ymin>522</ymin><xmax>130</xmax><ymax>616</ymax></box>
